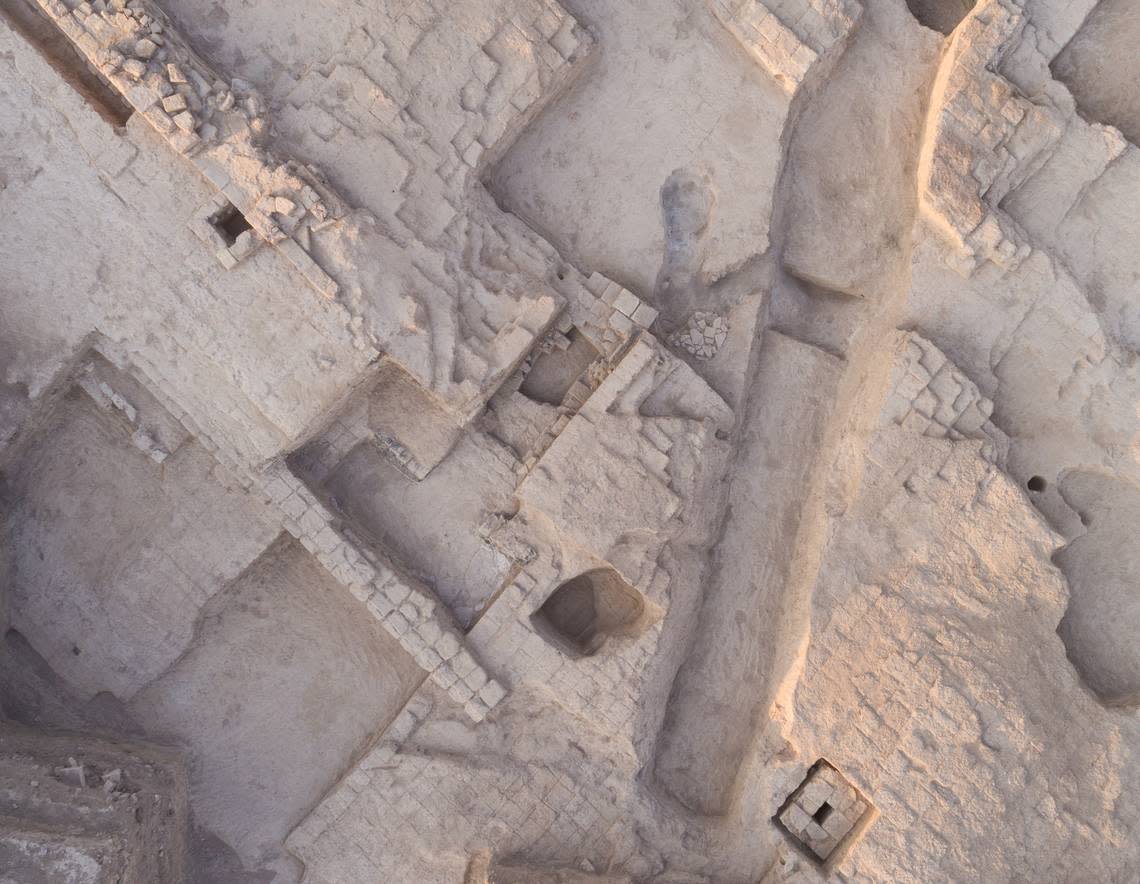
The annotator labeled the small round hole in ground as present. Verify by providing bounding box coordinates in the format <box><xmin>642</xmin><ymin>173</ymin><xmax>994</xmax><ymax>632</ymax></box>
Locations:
<box><xmin>1027</xmin><ymin>476</ymin><xmax>1047</xmax><ymax>493</ymax></box>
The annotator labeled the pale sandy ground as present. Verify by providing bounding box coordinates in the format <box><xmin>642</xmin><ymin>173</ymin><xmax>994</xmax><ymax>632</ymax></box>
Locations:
<box><xmin>2</xmin><ymin>0</ymin><xmax>1140</xmax><ymax>881</ymax></box>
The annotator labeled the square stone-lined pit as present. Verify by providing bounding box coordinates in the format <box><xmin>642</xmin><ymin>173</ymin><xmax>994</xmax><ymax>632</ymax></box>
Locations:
<box><xmin>189</xmin><ymin>194</ymin><xmax>260</xmax><ymax>268</ymax></box>
<box><xmin>776</xmin><ymin>759</ymin><xmax>877</xmax><ymax>870</ymax></box>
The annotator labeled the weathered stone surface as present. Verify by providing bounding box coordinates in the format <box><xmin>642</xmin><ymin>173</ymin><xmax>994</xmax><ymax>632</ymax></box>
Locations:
<box><xmin>3</xmin><ymin>0</ymin><xmax>1140</xmax><ymax>881</ymax></box>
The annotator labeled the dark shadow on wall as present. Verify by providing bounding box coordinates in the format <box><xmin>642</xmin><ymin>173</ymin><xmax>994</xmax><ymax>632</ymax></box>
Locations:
<box><xmin>0</xmin><ymin>628</ymin><xmax>140</xmax><ymax>735</ymax></box>
<box><xmin>1054</xmin><ymin>469</ymin><xmax>1140</xmax><ymax>707</ymax></box>
<box><xmin>904</xmin><ymin>0</ymin><xmax>977</xmax><ymax>36</ymax></box>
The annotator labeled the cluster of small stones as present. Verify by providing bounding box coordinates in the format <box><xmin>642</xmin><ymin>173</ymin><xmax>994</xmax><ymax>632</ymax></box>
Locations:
<box><xmin>669</xmin><ymin>311</ymin><xmax>729</xmax><ymax>360</ymax></box>
<box><xmin>259</xmin><ymin>462</ymin><xmax>508</xmax><ymax>722</ymax></box>
<box><xmin>778</xmin><ymin>761</ymin><xmax>872</xmax><ymax>863</ymax></box>
<box><xmin>42</xmin><ymin>0</ymin><xmax>229</xmax><ymax>148</ymax></box>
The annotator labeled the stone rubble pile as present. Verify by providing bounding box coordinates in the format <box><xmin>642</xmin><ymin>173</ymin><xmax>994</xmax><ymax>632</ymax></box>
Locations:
<box><xmin>668</xmin><ymin>311</ymin><xmax>729</xmax><ymax>360</ymax></box>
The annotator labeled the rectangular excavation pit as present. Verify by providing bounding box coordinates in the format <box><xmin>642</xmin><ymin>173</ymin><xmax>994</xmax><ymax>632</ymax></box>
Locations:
<box><xmin>128</xmin><ymin>534</ymin><xmax>423</xmax><ymax>867</ymax></box>
<box><xmin>285</xmin><ymin>367</ymin><xmax>519</xmax><ymax>628</ymax></box>
<box><xmin>1</xmin><ymin>363</ymin><xmax>280</xmax><ymax>700</ymax></box>
<box><xmin>518</xmin><ymin>325</ymin><xmax>601</xmax><ymax>407</ymax></box>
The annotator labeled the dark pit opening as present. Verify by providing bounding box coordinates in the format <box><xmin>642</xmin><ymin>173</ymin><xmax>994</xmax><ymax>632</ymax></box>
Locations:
<box><xmin>904</xmin><ymin>0</ymin><xmax>977</xmax><ymax>36</ymax></box>
<box><xmin>519</xmin><ymin>328</ymin><xmax>600</xmax><ymax>406</ymax></box>
<box><xmin>210</xmin><ymin>202</ymin><xmax>253</xmax><ymax>247</ymax></box>
<box><xmin>531</xmin><ymin>568</ymin><xmax>645</xmax><ymax>657</ymax></box>
<box><xmin>1027</xmin><ymin>475</ymin><xmax>1047</xmax><ymax>493</ymax></box>
<box><xmin>0</xmin><ymin>0</ymin><xmax>133</xmax><ymax>129</ymax></box>
<box><xmin>812</xmin><ymin>801</ymin><xmax>833</xmax><ymax>825</ymax></box>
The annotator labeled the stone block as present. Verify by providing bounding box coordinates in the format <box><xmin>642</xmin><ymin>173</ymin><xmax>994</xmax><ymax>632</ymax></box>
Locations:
<box><xmin>427</xmin><ymin>663</ymin><xmax>456</xmax><ymax>691</ymax></box>
<box><xmin>631</xmin><ymin>302</ymin><xmax>659</xmax><ymax>328</ymax></box>
<box><xmin>215</xmin><ymin>247</ymin><xmax>238</xmax><ymax>270</ymax></box>
<box><xmin>366</xmin><ymin>592</ymin><xmax>394</xmax><ymax>620</ymax></box>
<box><xmin>478</xmin><ymin>680</ymin><xmax>507</xmax><ymax>708</ymax></box>
<box><xmin>448</xmin><ymin>680</ymin><xmax>475</xmax><ymax>704</ymax></box>
<box><xmin>612</xmin><ymin>289</ymin><xmax>640</xmax><ymax>317</ymax></box>
<box><xmin>463</xmin><ymin>667</ymin><xmax>488</xmax><ymax>692</ymax></box>
<box><xmin>416</xmin><ymin>620</ymin><xmax>442</xmax><ymax>646</ymax></box>
<box><xmin>608</xmin><ymin>310</ymin><xmax>633</xmax><ymax>335</ymax></box>
<box><xmin>383</xmin><ymin>580</ymin><xmax>411</xmax><ymax>606</ymax></box>
<box><xmin>435</xmin><ymin>631</ymin><xmax>461</xmax><ymax>660</ymax></box>
<box><xmin>161</xmin><ymin>94</ymin><xmax>187</xmax><ymax>114</ymax></box>
<box><xmin>386</xmin><ymin>612</ymin><xmax>412</xmax><ymax>637</ymax></box>
<box><xmin>451</xmin><ymin>649</ymin><xmax>477</xmax><ymax>678</ymax></box>
<box><xmin>403</xmin><ymin>629</ymin><xmax>428</xmax><ymax>658</ymax></box>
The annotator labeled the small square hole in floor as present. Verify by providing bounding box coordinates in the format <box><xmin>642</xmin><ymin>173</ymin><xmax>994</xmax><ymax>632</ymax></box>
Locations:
<box><xmin>775</xmin><ymin>759</ymin><xmax>876</xmax><ymax>870</ymax></box>
<box><xmin>209</xmin><ymin>201</ymin><xmax>253</xmax><ymax>247</ymax></box>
